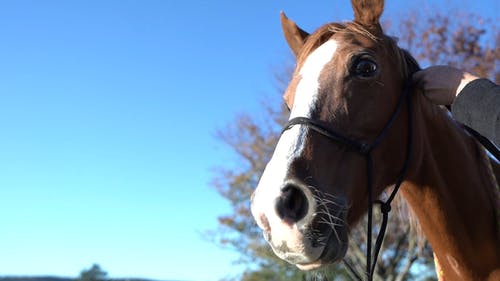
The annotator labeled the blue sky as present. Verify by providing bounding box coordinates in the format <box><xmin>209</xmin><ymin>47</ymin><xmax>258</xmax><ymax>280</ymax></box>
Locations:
<box><xmin>0</xmin><ymin>1</ymin><xmax>497</xmax><ymax>281</ymax></box>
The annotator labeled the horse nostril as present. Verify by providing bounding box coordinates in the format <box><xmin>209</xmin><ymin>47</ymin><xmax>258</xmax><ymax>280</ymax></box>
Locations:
<box><xmin>275</xmin><ymin>184</ymin><xmax>309</xmax><ymax>223</ymax></box>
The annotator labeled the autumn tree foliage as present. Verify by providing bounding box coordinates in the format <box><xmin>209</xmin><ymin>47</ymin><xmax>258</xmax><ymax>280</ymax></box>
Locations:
<box><xmin>211</xmin><ymin>9</ymin><xmax>499</xmax><ymax>281</ymax></box>
<box><xmin>395</xmin><ymin>11</ymin><xmax>499</xmax><ymax>83</ymax></box>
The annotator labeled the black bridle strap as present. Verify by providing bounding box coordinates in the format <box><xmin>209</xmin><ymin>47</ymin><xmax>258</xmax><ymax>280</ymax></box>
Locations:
<box><xmin>282</xmin><ymin>83</ymin><xmax>413</xmax><ymax>281</ymax></box>
<box><xmin>283</xmin><ymin>117</ymin><xmax>370</xmax><ymax>154</ymax></box>
<box><xmin>283</xmin><ymin>79</ymin><xmax>411</xmax><ymax>155</ymax></box>
<box><xmin>464</xmin><ymin>126</ymin><xmax>500</xmax><ymax>161</ymax></box>
<box><xmin>370</xmin><ymin>89</ymin><xmax>413</xmax><ymax>277</ymax></box>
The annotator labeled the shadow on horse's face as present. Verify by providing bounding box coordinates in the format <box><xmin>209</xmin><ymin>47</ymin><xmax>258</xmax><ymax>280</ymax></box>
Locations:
<box><xmin>251</xmin><ymin>5</ymin><xmax>410</xmax><ymax>270</ymax></box>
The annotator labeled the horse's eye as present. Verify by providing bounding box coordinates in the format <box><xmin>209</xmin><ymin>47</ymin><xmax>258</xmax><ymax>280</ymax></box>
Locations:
<box><xmin>353</xmin><ymin>59</ymin><xmax>378</xmax><ymax>78</ymax></box>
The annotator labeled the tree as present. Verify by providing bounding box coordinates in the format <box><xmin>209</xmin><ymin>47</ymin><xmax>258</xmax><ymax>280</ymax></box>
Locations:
<box><xmin>211</xmin><ymin>8</ymin><xmax>499</xmax><ymax>281</ymax></box>
<box><xmin>78</xmin><ymin>264</ymin><xmax>108</xmax><ymax>281</ymax></box>
<box><xmin>393</xmin><ymin>10</ymin><xmax>499</xmax><ymax>83</ymax></box>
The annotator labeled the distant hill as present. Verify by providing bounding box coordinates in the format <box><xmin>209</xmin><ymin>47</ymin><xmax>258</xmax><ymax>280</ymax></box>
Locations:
<box><xmin>0</xmin><ymin>277</ymin><xmax>184</xmax><ymax>281</ymax></box>
<box><xmin>0</xmin><ymin>277</ymin><xmax>73</xmax><ymax>281</ymax></box>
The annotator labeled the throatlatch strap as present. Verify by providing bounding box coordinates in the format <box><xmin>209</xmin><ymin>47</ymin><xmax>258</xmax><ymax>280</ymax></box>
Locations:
<box><xmin>367</xmin><ymin>88</ymin><xmax>413</xmax><ymax>280</ymax></box>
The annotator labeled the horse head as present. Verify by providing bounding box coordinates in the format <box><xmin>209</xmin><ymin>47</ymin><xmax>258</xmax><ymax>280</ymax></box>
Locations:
<box><xmin>251</xmin><ymin>0</ymin><xmax>420</xmax><ymax>270</ymax></box>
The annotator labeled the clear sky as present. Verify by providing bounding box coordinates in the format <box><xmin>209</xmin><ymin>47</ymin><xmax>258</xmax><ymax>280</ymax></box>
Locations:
<box><xmin>0</xmin><ymin>1</ymin><xmax>497</xmax><ymax>281</ymax></box>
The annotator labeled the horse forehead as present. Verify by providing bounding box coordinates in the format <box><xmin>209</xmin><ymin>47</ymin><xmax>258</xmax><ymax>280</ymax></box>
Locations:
<box><xmin>284</xmin><ymin>40</ymin><xmax>339</xmax><ymax>110</ymax></box>
<box><xmin>299</xmin><ymin>40</ymin><xmax>339</xmax><ymax>77</ymax></box>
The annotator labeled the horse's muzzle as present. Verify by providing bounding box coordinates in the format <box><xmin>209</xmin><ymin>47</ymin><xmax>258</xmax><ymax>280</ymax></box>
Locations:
<box><xmin>251</xmin><ymin>178</ymin><xmax>348</xmax><ymax>268</ymax></box>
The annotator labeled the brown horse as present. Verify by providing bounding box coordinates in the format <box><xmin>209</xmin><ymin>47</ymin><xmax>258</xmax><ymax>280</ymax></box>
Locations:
<box><xmin>250</xmin><ymin>0</ymin><xmax>500</xmax><ymax>280</ymax></box>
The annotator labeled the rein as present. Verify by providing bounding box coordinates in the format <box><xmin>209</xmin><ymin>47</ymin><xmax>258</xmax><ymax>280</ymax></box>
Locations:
<box><xmin>464</xmin><ymin>126</ymin><xmax>500</xmax><ymax>161</ymax></box>
<box><xmin>282</xmin><ymin>81</ymin><xmax>413</xmax><ymax>281</ymax></box>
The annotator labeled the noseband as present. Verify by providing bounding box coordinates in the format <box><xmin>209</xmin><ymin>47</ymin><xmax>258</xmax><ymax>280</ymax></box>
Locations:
<box><xmin>282</xmin><ymin>82</ymin><xmax>413</xmax><ymax>281</ymax></box>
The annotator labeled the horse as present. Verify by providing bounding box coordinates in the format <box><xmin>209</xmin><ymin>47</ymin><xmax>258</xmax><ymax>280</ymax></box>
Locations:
<box><xmin>250</xmin><ymin>0</ymin><xmax>500</xmax><ymax>280</ymax></box>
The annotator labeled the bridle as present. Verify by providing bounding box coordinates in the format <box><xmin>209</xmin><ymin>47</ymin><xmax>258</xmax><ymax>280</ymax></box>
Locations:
<box><xmin>280</xmin><ymin>75</ymin><xmax>500</xmax><ymax>280</ymax></box>
<box><xmin>282</xmin><ymin>81</ymin><xmax>413</xmax><ymax>281</ymax></box>
<box><xmin>283</xmin><ymin>82</ymin><xmax>413</xmax><ymax>280</ymax></box>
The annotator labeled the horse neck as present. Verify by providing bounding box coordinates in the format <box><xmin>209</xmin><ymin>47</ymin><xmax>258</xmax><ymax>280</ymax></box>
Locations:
<box><xmin>401</xmin><ymin>93</ymin><xmax>500</xmax><ymax>280</ymax></box>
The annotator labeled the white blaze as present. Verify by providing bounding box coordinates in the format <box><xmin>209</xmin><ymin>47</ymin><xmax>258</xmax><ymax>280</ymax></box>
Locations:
<box><xmin>251</xmin><ymin>40</ymin><xmax>338</xmax><ymax>263</ymax></box>
<box><xmin>291</xmin><ymin>39</ymin><xmax>338</xmax><ymax>119</ymax></box>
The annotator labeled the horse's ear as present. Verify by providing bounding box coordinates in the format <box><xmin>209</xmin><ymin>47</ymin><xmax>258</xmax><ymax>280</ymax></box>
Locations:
<box><xmin>280</xmin><ymin>11</ymin><xmax>309</xmax><ymax>58</ymax></box>
<box><xmin>350</xmin><ymin>0</ymin><xmax>384</xmax><ymax>29</ymax></box>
